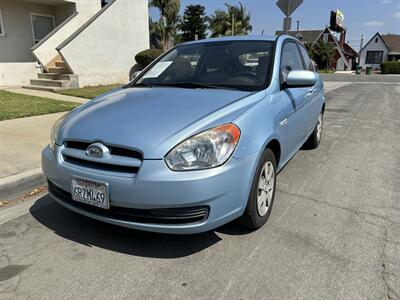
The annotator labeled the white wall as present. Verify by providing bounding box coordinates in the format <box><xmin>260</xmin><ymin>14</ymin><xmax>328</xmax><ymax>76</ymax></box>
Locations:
<box><xmin>32</xmin><ymin>0</ymin><xmax>101</xmax><ymax>68</ymax></box>
<box><xmin>59</xmin><ymin>0</ymin><xmax>149</xmax><ymax>86</ymax></box>
<box><xmin>359</xmin><ymin>33</ymin><xmax>389</xmax><ymax>70</ymax></box>
<box><xmin>0</xmin><ymin>62</ymin><xmax>38</xmax><ymax>86</ymax></box>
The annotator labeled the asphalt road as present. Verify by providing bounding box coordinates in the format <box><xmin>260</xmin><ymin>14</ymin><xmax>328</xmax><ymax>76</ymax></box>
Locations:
<box><xmin>1</xmin><ymin>81</ymin><xmax>399</xmax><ymax>300</ymax></box>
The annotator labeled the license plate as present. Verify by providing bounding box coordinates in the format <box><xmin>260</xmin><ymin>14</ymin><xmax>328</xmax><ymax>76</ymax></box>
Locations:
<box><xmin>71</xmin><ymin>177</ymin><xmax>109</xmax><ymax>209</ymax></box>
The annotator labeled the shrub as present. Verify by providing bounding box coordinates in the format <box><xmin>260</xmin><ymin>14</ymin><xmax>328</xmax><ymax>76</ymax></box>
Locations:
<box><xmin>381</xmin><ymin>61</ymin><xmax>400</xmax><ymax>74</ymax></box>
<box><xmin>135</xmin><ymin>49</ymin><xmax>164</xmax><ymax>68</ymax></box>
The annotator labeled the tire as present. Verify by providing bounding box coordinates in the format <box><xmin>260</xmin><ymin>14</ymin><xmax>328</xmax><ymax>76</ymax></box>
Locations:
<box><xmin>303</xmin><ymin>111</ymin><xmax>323</xmax><ymax>149</ymax></box>
<box><xmin>240</xmin><ymin>148</ymin><xmax>277</xmax><ymax>230</ymax></box>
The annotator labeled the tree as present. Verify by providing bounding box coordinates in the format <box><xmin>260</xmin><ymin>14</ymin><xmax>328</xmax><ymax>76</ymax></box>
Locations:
<box><xmin>306</xmin><ymin>40</ymin><xmax>336</xmax><ymax>71</ymax></box>
<box><xmin>149</xmin><ymin>0</ymin><xmax>181</xmax><ymax>50</ymax></box>
<box><xmin>149</xmin><ymin>17</ymin><xmax>163</xmax><ymax>49</ymax></box>
<box><xmin>179</xmin><ymin>5</ymin><xmax>207</xmax><ymax>42</ymax></box>
<box><xmin>208</xmin><ymin>2</ymin><xmax>252</xmax><ymax>37</ymax></box>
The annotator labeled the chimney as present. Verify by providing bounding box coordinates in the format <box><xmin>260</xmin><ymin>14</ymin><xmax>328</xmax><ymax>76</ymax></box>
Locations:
<box><xmin>339</xmin><ymin>30</ymin><xmax>346</xmax><ymax>48</ymax></box>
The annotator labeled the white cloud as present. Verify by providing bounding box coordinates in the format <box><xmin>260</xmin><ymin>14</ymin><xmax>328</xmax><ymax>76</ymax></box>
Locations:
<box><xmin>364</xmin><ymin>21</ymin><xmax>384</xmax><ymax>26</ymax></box>
<box><xmin>394</xmin><ymin>12</ymin><xmax>400</xmax><ymax>19</ymax></box>
<box><xmin>382</xmin><ymin>0</ymin><xmax>392</xmax><ymax>3</ymax></box>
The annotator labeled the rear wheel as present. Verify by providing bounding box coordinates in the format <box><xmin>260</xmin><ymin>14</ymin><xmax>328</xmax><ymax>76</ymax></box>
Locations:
<box><xmin>240</xmin><ymin>148</ymin><xmax>277</xmax><ymax>229</ymax></box>
<box><xmin>304</xmin><ymin>111</ymin><xmax>323</xmax><ymax>149</ymax></box>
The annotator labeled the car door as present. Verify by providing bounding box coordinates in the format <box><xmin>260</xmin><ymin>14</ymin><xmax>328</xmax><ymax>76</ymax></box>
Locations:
<box><xmin>298</xmin><ymin>43</ymin><xmax>321</xmax><ymax>131</ymax></box>
<box><xmin>279</xmin><ymin>41</ymin><xmax>314</xmax><ymax>146</ymax></box>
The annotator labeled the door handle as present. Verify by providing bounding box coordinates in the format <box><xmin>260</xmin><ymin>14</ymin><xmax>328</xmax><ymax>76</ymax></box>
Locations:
<box><xmin>306</xmin><ymin>89</ymin><xmax>317</xmax><ymax>99</ymax></box>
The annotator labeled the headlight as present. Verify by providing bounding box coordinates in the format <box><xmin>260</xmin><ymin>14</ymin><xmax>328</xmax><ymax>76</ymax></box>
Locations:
<box><xmin>165</xmin><ymin>124</ymin><xmax>241</xmax><ymax>171</ymax></box>
<box><xmin>49</xmin><ymin>114</ymin><xmax>67</xmax><ymax>151</ymax></box>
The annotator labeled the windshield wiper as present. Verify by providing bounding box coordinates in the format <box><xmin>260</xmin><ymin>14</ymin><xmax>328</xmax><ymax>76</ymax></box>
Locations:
<box><xmin>128</xmin><ymin>82</ymin><xmax>155</xmax><ymax>88</ymax></box>
<box><xmin>156</xmin><ymin>82</ymin><xmax>240</xmax><ymax>91</ymax></box>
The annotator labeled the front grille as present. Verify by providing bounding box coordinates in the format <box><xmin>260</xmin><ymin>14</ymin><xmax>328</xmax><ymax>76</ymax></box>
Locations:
<box><xmin>61</xmin><ymin>141</ymin><xmax>142</xmax><ymax>174</ymax></box>
<box><xmin>48</xmin><ymin>181</ymin><xmax>210</xmax><ymax>225</ymax></box>
<box><xmin>65</xmin><ymin>141</ymin><xmax>143</xmax><ymax>160</ymax></box>
<box><xmin>63</xmin><ymin>156</ymin><xmax>139</xmax><ymax>174</ymax></box>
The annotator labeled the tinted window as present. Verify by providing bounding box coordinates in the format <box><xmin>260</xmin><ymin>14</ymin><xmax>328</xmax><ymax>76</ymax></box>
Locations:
<box><xmin>298</xmin><ymin>44</ymin><xmax>314</xmax><ymax>71</ymax></box>
<box><xmin>281</xmin><ymin>42</ymin><xmax>305</xmax><ymax>81</ymax></box>
<box><xmin>136</xmin><ymin>41</ymin><xmax>274</xmax><ymax>92</ymax></box>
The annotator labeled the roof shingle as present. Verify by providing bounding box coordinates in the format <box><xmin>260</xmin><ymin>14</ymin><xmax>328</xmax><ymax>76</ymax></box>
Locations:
<box><xmin>382</xmin><ymin>34</ymin><xmax>400</xmax><ymax>54</ymax></box>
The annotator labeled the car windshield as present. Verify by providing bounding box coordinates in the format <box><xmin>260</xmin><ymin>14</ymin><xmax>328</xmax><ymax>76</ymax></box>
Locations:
<box><xmin>134</xmin><ymin>41</ymin><xmax>274</xmax><ymax>92</ymax></box>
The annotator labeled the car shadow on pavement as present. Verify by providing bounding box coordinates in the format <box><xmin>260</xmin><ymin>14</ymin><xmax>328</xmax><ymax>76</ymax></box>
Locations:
<box><xmin>30</xmin><ymin>194</ymin><xmax>228</xmax><ymax>258</ymax></box>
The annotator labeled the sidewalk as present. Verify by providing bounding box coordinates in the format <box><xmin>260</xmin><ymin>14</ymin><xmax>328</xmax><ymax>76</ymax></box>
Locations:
<box><xmin>0</xmin><ymin>88</ymin><xmax>88</xmax><ymax>198</ymax></box>
<box><xmin>3</xmin><ymin>87</ymin><xmax>88</xmax><ymax>104</ymax></box>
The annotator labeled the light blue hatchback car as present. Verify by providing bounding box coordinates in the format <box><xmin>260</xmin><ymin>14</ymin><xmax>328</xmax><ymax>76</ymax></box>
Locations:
<box><xmin>42</xmin><ymin>35</ymin><xmax>325</xmax><ymax>234</ymax></box>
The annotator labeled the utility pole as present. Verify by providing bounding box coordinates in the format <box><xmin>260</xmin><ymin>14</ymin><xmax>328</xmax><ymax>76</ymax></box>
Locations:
<box><xmin>359</xmin><ymin>34</ymin><xmax>364</xmax><ymax>52</ymax></box>
<box><xmin>357</xmin><ymin>34</ymin><xmax>364</xmax><ymax>66</ymax></box>
<box><xmin>296</xmin><ymin>20</ymin><xmax>300</xmax><ymax>31</ymax></box>
<box><xmin>276</xmin><ymin>0</ymin><xmax>303</xmax><ymax>34</ymax></box>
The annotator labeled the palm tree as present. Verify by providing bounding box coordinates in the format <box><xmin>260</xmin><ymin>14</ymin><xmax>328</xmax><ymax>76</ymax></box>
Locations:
<box><xmin>208</xmin><ymin>2</ymin><xmax>252</xmax><ymax>37</ymax></box>
<box><xmin>149</xmin><ymin>0</ymin><xmax>181</xmax><ymax>50</ymax></box>
<box><xmin>149</xmin><ymin>17</ymin><xmax>163</xmax><ymax>49</ymax></box>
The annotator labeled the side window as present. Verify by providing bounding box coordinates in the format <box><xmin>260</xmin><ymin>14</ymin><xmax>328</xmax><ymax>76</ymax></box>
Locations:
<box><xmin>298</xmin><ymin>44</ymin><xmax>314</xmax><ymax>71</ymax></box>
<box><xmin>281</xmin><ymin>42</ymin><xmax>305</xmax><ymax>81</ymax></box>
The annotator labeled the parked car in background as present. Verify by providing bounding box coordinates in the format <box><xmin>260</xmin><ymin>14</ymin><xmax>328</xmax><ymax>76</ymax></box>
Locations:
<box><xmin>42</xmin><ymin>35</ymin><xmax>325</xmax><ymax>234</ymax></box>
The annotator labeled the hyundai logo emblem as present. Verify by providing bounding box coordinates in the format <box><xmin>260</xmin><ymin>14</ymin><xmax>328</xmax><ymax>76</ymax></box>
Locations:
<box><xmin>86</xmin><ymin>142</ymin><xmax>110</xmax><ymax>159</ymax></box>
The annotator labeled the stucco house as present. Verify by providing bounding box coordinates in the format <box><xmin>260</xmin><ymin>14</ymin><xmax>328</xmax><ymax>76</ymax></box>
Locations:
<box><xmin>0</xmin><ymin>0</ymin><xmax>149</xmax><ymax>89</ymax></box>
<box><xmin>359</xmin><ymin>33</ymin><xmax>400</xmax><ymax>71</ymax></box>
<box><xmin>276</xmin><ymin>26</ymin><xmax>358</xmax><ymax>71</ymax></box>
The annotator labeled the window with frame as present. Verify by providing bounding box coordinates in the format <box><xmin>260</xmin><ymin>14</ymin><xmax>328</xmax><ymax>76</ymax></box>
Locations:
<box><xmin>298</xmin><ymin>44</ymin><xmax>315</xmax><ymax>71</ymax></box>
<box><xmin>0</xmin><ymin>9</ymin><xmax>5</xmax><ymax>36</ymax></box>
<box><xmin>281</xmin><ymin>42</ymin><xmax>305</xmax><ymax>81</ymax></box>
<box><xmin>365</xmin><ymin>51</ymin><xmax>383</xmax><ymax>64</ymax></box>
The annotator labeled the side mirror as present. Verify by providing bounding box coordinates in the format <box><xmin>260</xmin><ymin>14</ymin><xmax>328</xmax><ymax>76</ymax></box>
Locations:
<box><xmin>285</xmin><ymin>70</ymin><xmax>316</xmax><ymax>87</ymax></box>
<box><xmin>130</xmin><ymin>71</ymin><xmax>141</xmax><ymax>81</ymax></box>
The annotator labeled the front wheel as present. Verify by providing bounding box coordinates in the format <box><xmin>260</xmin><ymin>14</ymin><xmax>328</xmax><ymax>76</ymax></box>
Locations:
<box><xmin>304</xmin><ymin>111</ymin><xmax>323</xmax><ymax>149</ymax></box>
<box><xmin>240</xmin><ymin>148</ymin><xmax>277</xmax><ymax>229</ymax></box>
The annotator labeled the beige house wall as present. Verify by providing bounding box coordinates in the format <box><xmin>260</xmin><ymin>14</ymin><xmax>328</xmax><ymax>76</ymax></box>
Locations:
<box><xmin>60</xmin><ymin>0</ymin><xmax>149</xmax><ymax>86</ymax></box>
<box><xmin>0</xmin><ymin>0</ymin><xmax>60</xmax><ymax>62</ymax></box>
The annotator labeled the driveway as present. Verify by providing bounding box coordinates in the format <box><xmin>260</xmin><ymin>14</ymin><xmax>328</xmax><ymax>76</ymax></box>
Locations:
<box><xmin>0</xmin><ymin>82</ymin><xmax>399</xmax><ymax>299</ymax></box>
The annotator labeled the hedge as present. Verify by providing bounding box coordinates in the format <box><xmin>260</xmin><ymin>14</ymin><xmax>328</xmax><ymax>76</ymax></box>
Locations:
<box><xmin>381</xmin><ymin>61</ymin><xmax>400</xmax><ymax>74</ymax></box>
<box><xmin>135</xmin><ymin>49</ymin><xmax>164</xmax><ymax>68</ymax></box>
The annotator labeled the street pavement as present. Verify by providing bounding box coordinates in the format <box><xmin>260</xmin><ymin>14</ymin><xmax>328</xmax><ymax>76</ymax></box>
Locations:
<box><xmin>0</xmin><ymin>80</ymin><xmax>399</xmax><ymax>299</ymax></box>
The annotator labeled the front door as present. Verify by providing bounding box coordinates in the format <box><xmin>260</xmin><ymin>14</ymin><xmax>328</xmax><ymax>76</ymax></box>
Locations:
<box><xmin>30</xmin><ymin>13</ymin><xmax>55</xmax><ymax>45</ymax></box>
<box><xmin>280</xmin><ymin>41</ymin><xmax>312</xmax><ymax>146</ymax></box>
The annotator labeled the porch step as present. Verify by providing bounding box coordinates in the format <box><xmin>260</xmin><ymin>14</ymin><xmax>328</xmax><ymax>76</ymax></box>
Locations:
<box><xmin>48</xmin><ymin>67</ymin><xmax>69</xmax><ymax>74</ymax></box>
<box><xmin>22</xmin><ymin>85</ymin><xmax>62</xmax><ymax>92</ymax></box>
<box><xmin>30</xmin><ymin>79</ymin><xmax>71</xmax><ymax>88</ymax></box>
<box><xmin>38</xmin><ymin>73</ymin><xmax>77</xmax><ymax>81</ymax></box>
<box><xmin>55</xmin><ymin>61</ymin><xmax>67</xmax><ymax>68</ymax></box>
<box><xmin>24</xmin><ymin>58</ymin><xmax>78</xmax><ymax>92</ymax></box>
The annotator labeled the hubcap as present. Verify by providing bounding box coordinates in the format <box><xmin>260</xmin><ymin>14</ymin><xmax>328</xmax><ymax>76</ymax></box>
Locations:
<box><xmin>316</xmin><ymin>114</ymin><xmax>323</xmax><ymax>142</ymax></box>
<box><xmin>257</xmin><ymin>161</ymin><xmax>275</xmax><ymax>217</ymax></box>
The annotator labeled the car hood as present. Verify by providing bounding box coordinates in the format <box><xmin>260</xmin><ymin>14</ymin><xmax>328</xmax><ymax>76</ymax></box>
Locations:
<box><xmin>60</xmin><ymin>87</ymin><xmax>263</xmax><ymax>158</ymax></box>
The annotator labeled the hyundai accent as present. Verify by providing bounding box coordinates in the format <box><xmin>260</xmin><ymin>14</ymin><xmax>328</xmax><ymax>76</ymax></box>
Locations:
<box><xmin>42</xmin><ymin>35</ymin><xmax>325</xmax><ymax>234</ymax></box>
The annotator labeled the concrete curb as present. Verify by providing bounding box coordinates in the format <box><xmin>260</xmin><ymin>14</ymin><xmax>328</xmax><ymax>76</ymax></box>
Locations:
<box><xmin>0</xmin><ymin>168</ymin><xmax>45</xmax><ymax>199</ymax></box>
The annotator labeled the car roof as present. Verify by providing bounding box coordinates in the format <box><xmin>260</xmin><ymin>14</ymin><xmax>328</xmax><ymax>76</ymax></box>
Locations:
<box><xmin>181</xmin><ymin>35</ymin><xmax>282</xmax><ymax>46</ymax></box>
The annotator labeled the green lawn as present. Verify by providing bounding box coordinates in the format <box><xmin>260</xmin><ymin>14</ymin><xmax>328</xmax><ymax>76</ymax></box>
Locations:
<box><xmin>57</xmin><ymin>84</ymin><xmax>122</xmax><ymax>99</ymax></box>
<box><xmin>0</xmin><ymin>91</ymin><xmax>80</xmax><ymax>121</ymax></box>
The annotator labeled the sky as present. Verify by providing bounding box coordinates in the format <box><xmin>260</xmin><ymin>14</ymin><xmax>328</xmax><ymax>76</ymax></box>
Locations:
<box><xmin>149</xmin><ymin>0</ymin><xmax>400</xmax><ymax>51</ymax></box>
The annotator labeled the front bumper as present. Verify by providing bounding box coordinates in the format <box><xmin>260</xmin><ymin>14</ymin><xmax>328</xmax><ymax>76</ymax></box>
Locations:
<box><xmin>42</xmin><ymin>145</ymin><xmax>259</xmax><ymax>234</ymax></box>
